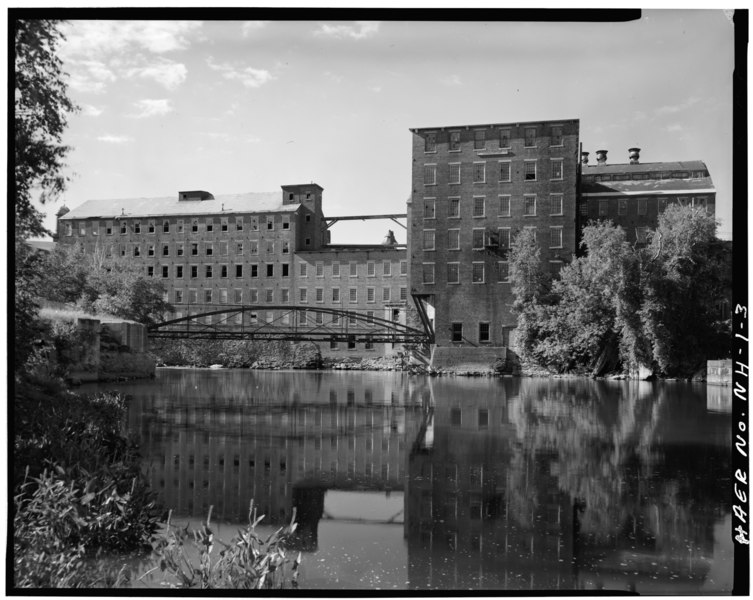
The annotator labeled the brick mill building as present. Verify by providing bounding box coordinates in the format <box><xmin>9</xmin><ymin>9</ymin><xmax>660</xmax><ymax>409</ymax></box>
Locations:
<box><xmin>55</xmin><ymin>183</ymin><xmax>409</xmax><ymax>356</ymax></box>
<box><xmin>408</xmin><ymin>119</ymin><xmax>581</xmax><ymax>349</ymax></box>
<box><xmin>577</xmin><ymin>148</ymin><xmax>716</xmax><ymax>246</ymax></box>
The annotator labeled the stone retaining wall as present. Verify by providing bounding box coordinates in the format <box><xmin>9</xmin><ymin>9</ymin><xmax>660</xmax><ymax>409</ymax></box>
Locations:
<box><xmin>430</xmin><ymin>346</ymin><xmax>508</xmax><ymax>374</ymax></box>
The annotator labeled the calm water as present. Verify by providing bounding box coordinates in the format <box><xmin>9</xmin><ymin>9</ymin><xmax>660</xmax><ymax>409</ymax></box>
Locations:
<box><xmin>82</xmin><ymin>369</ymin><xmax>734</xmax><ymax>592</ymax></box>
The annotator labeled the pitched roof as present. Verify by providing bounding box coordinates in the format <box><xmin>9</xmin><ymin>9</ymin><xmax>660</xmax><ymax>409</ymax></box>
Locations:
<box><xmin>581</xmin><ymin>177</ymin><xmax>715</xmax><ymax>195</ymax></box>
<box><xmin>582</xmin><ymin>160</ymin><xmax>708</xmax><ymax>176</ymax></box>
<box><xmin>60</xmin><ymin>192</ymin><xmax>299</xmax><ymax>220</ymax></box>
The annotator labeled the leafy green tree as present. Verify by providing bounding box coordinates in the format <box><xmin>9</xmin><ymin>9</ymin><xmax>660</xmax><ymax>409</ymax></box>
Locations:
<box><xmin>15</xmin><ymin>19</ymin><xmax>77</xmax><ymax>239</ymax></box>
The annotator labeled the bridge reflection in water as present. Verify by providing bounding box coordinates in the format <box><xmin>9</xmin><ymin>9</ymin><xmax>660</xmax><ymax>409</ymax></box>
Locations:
<box><xmin>112</xmin><ymin>371</ymin><xmax>732</xmax><ymax>592</ymax></box>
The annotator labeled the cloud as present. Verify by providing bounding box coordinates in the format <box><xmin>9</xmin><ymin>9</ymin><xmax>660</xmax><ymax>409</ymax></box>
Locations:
<box><xmin>126</xmin><ymin>58</ymin><xmax>187</xmax><ymax>90</ymax></box>
<box><xmin>665</xmin><ymin>123</ymin><xmax>684</xmax><ymax>133</ymax></box>
<box><xmin>242</xmin><ymin>21</ymin><xmax>269</xmax><ymax>37</ymax></box>
<box><xmin>207</xmin><ymin>58</ymin><xmax>274</xmax><ymax>88</ymax></box>
<box><xmin>655</xmin><ymin>96</ymin><xmax>702</xmax><ymax>116</ymax></box>
<box><xmin>314</xmin><ymin>21</ymin><xmax>379</xmax><ymax>40</ymax></box>
<box><xmin>81</xmin><ymin>104</ymin><xmax>104</xmax><ymax>117</ymax></box>
<box><xmin>440</xmin><ymin>74</ymin><xmax>462</xmax><ymax>86</ymax></box>
<box><xmin>67</xmin><ymin>60</ymin><xmax>117</xmax><ymax>94</ymax></box>
<box><xmin>129</xmin><ymin>99</ymin><xmax>173</xmax><ymax>118</ymax></box>
<box><xmin>97</xmin><ymin>134</ymin><xmax>134</xmax><ymax>144</ymax></box>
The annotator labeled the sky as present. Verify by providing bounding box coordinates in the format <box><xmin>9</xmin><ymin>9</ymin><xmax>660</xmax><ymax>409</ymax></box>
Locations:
<box><xmin>33</xmin><ymin>10</ymin><xmax>735</xmax><ymax>243</ymax></box>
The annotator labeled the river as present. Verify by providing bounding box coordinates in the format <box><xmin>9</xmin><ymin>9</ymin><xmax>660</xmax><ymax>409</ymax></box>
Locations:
<box><xmin>81</xmin><ymin>368</ymin><xmax>734</xmax><ymax>592</ymax></box>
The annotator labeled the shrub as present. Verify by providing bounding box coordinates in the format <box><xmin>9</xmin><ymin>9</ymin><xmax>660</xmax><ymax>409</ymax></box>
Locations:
<box><xmin>146</xmin><ymin>502</ymin><xmax>301</xmax><ymax>589</ymax></box>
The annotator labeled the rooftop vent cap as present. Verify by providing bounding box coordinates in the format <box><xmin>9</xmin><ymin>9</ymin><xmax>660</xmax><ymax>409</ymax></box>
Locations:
<box><xmin>382</xmin><ymin>229</ymin><xmax>398</xmax><ymax>247</ymax></box>
<box><xmin>595</xmin><ymin>149</ymin><xmax>608</xmax><ymax>165</ymax></box>
<box><xmin>628</xmin><ymin>147</ymin><xmax>641</xmax><ymax>165</ymax></box>
<box><xmin>580</xmin><ymin>151</ymin><xmax>589</xmax><ymax>165</ymax></box>
<box><xmin>56</xmin><ymin>205</ymin><xmax>70</xmax><ymax>218</ymax></box>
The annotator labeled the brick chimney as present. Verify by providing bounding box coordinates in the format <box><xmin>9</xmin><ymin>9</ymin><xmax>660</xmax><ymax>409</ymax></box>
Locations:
<box><xmin>595</xmin><ymin>149</ymin><xmax>608</xmax><ymax>165</ymax></box>
<box><xmin>628</xmin><ymin>147</ymin><xmax>641</xmax><ymax>164</ymax></box>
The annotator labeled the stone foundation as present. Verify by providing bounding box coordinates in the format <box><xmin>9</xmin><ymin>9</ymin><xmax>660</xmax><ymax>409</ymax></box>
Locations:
<box><xmin>430</xmin><ymin>346</ymin><xmax>509</xmax><ymax>375</ymax></box>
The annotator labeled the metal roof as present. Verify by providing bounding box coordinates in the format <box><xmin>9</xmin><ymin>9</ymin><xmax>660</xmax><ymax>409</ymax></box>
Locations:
<box><xmin>581</xmin><ymin>177</ymin><xmax>715</xmax><ymax>195</ymax></box>
<box><xmin>60</xmin><ymin>192</ymin><xmax>299</xmax><ymax>220</ymax></box>
<box><xmin>582</xmin><ymin>160</ymin><xmax>708</xmax><ymax>176</ymax></box>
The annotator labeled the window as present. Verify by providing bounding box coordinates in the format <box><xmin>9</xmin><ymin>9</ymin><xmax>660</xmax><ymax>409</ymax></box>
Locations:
<box><xmin>147</xmin><ymin>266</ymin><xmax>154</xmax><ymax>277</ymax></box>
<box><xmin>267</xmin><ymin>216</ymin><xmax>274</xmax><ymax>230</ymax></box>
<box><xmin>635</xmin><ymin>227</ymin><xmax>648</xmax><ymax>244</ymax></box>
<box><xmin>524</xmin><ymin>161</ymin><xmax>536</xmax><ymax>181</ymax></box>
<box><xmin>448</xmin><ymin>229</ymin><xmax>460</xmax><ymax>250</ymax></box>
<box><xmin>423</xmin><ymin>230</ymin><xmax>435</xmax><ymax>251</ymax></box>
<box><xmin>176</xmin><ymin>265</ymin><xmax>183</xmax><ymax>278</ymax></box>
<box><xmin>693</xmin><ymin>196</ymin><xmax>709</xmax><ymax>214</ymax></box>
<box><xmin>451</xmin><ymin>323</ymin><xmax>463</xmax><ymax>343</ymax></box>
<box><xmin>250</xmin><ymin>240</ymin><xmax>259</xmax><ymax>255</ymax></box>
<box><xmin>550</xmin><ymin>260</ymin><xmax>564</xmax><ymax>275</ymax></box>
<box><xmin>266</xmin><ymin>289</ymin><xmax>274</xmax><ymax>303</ymax></box>
<box><xmin>473</xmin><ymin>197</ymin><xmax>485</xmax><ymax>217</ymax></box>
<box><xmin>638</xmin><ymin>197</ymin><xmax>648</xmax><ymax>215</ymax></box>
<box><xmin>220</xmin><ymin>242</ymin><xmax>229</xmax><ymax>256</ymax></box>
<box><xmin>205</xmin><ymin>218</ymin><xmax>214</xmax><ymax>233</ymax></box>
<box><xmin>282</xmin><ymin>220</ymin><xmax>290</xmax><ymax>230</ymax></box>
<box><xmin>474</xmin><ymin>129</ymin><xmax>485</xmax><ymax>150</ymax></box>
<box><xmin>205</xmin><ymin>243</ymin><xmax>213</xmax><ymax>256</ymax></box>
<box><xmin>449</xmin><ymin>131</ymin><xmax>461</xmax><ymax>151</ymax></box>
<box><xmin>599</xmin><ymin>199</ymin><xmax>609</xmax><ymax>216</ymax></box>
<box><xmin>424</xmin><ymin>164</ymin><xmax>436</xmax><ymax>185</ymax></box>
<box><xmin>498</xmin><ymin>228</ymin><xmax>511</xmax><ymax>250</ymax></box>
<box><xmin>448</xmin><ymin>197</ymin><xmax>460</xmax><ymax>218</ymax></box>
<box><xmin>332</xmin><ymin>288</ymin><xmax>340</xmax><ymax>302</ymax></box>
<box><xmin>473</xmin><ymin>162</ymin><xmax>485</xmax><ymax>183</ymax></box>
<box><xmin>191</xmin><ymin>219</ymin><xmax>199</xmax><ymax>233</ymax></box>
<box><xmin>422</xmin><ymin>263</ymin><xmax>435</xmax><ymax>285</ymax></box>
<box><xmin>315</xmin><ymin>288</ymin><xmax>323</xmax><ymax>303</ymax></box>
<box><xmin>299</xmin><ymin>263</ymin><xmax>307</xmax><ymax>277</ymax></box>
<box><xmin>618</xmin><ymin>198</ymin><xmax>628</xmax><ymax>216</ymax></box>
<box><xmin>524</xmin><ymin>195</ymin><xmax>536</xmax><ymax>216</ymax></box>
<box><xmin>162</xmin><ymin>244</ymin><xmax>169</xmax><ymax>257</ymax></box>
<box><xmin>105</xmin><ymin>221</ymin><xmax>113</xmax><ymax>235</ymax></box>
<box><xmin>472</xmin><ymin>262</ymin><xmax>485</xmax><ymax>283</ymax></box>
<box><xmin>550</xmin><ymin>194</ymin><xmax>563</xmax><ymax>216</ymax></box>
<box><xmin>349</xmin><ymin>262</ymin><xmax>358</xmax><ymax>277</ymax></box>
<box><xmin>479</xmin><ymin>323</ymin><xmax>490</xmax><ymax>344</ymax></box>
<box><xmin>316</xmin><ymin>262</ymin><xmax>324</xmax><ymax>277</ymax></box>
<box><xmin>447</xmin><ymin>262</ymin><xmax>460</xmax><ymax>284</ymax></box>
<box><xmin>472</xmin><ymin>229</ymin><xmax>485</xmax><ymax>250</ymax></box>
<box><xmin>205</xmin><ymin>265</ymin><xmax>213</xmax><ymax>278</ymax></box>
<box><xmin>550</xmin><ymin>227</ymin><xmax>563</xmax><ymax>248</ymax></box>
<box><xmin>176</xmin><ymin>243</ymin><xmax>184</xmax><ymax>257</ymax></box>
<box><xmin>579</xmin><ymin>202</ymin><xmax>589</xmax><ymax>216</ymax></box>
<box><xmin>189</xmin><ymin>289</ymin><xmax>198</xmax><ymax>303</ymax></box>
<box><xmin>148</xmin><ymin>245</ymin><xmax>155</xmax><ymax>257</ymax></box>
<box><xmin>551</xmin><ymin>159</ymin><xmax>563</xmax><ymax>180</ymax></box>
<box><xmin>332</xmin><ymin>262</ymin><xmax>340</xmax><ymax>277</ymax></box>
<box><xmin>120</xmin><ymin>222</ymin><xmax>127</xmax><ymax>235</ymax></box>
<box><xmin>235</xmin><ymin>264</ymin><xmax>243</xmax><ymax>278</ymax></box>
<box><xmin>499</xmin><ymin>129</ymin><xmax>510</xmax><ymax>148</ymax></box>
<box><xmin>383</xmin><ymin>260</ymin><xmax>391</xmax><ymax>276</ymax></box>
<box><xmin>496</xmin><ymin>195</ymin><xmax>510</xmax><ymax>218</ymax></box>
<box><xmin>282</xmin><ymin>241</ymin><xmax>289</xmax><ymax>254</ymax></box>
<box><xmin>133</xmin><ymin>221</ymin><xmax>141</xmax><ymax>234</ymax></box>
<box><xmin>266</xmin><ymin>264</ymin><xmax>274</xmax><ymax>277</ymax></box>
<box><xmin>234</xmin><ymin>242</ymin><xmax>243</xmax><ymax>255</ymax></box>
<box><xmin>349</xmin><ymin>288</ymin><xmax>357</xmax><ymax>303</ymax></box>
<box><xmin>300</xmin><ymin>288</ymin><xmax>308</xmax><ymax>303</ymax></box>
<box><xmin>190</xmin><ymin>265</ymin><xmax>198</xmax><ymax>278</ymax></box>
<box><xmin>250</xmin><ymin>217</ymin><xmax>259</xmax><ymax>231</ymax></box>
<box><xmin>383</xmin><ymin>287</ymin><xmax>391</xmax><ymax>301</ymax></box>
<box><xmin>163</xmin><ymin>220</ymin><xmax>170</xmax><ymax>233</ymax></box>
<box><xmin>449</xmin><ymin>163</ymin><xmax>461</xmax><ymax>184</ymax></box>
<box><xmin>424</xmin><ymin>199</ymin><xmax>436</xmax><ymax>219</ymax></box>
<box><xmin>204</xmin><ymin>290</ymin><xmax>213</xmax><ymax>303</ymax></box>
<box><xmin>250</xmin><ymin>264</ymin><xmax>258</xmax><ymax>277</ymax></box>
<box><xmin>425</xmin><ymin>132</ymin><xmax>436</xmax><ymax>152</ymax></box>
<box><xmin>400</xmin><ymin>286</ymin><xmax>407</xmax><ymax>300</ymax></box>
<box><xmin>220</xmin><ymin>289</ymin><xmax>228</xmax><ymax>304</ymax></box>
<box><xmin>524</xmin><ymin>127</ymin><xmax>536</xmax><ymax>147</ymax></box>
<box><xmin>400</xmin><ymin>260</ymin><xmax>407</xmax><ymax>276</ymax></box>
<box><xmin>281</xmin><ymin>288</ymin><xmax>289</xmax><ymax>303</ymax></box>
<box><xmin>282</xmin><ymin>264</ymin><xmax>289</xmax><ymax>277</ymax></box>
<box><xmin>499</xmin><ymin>161</ymin><xmax>511</xmax><ymax>182</ymax></box>
<box><xmin>365</xmin><ymin>261</ymin><xmax>375</xmax><ymax>277</ymax></box>
<box><xmin>266</xmin><ymin>241</ymin><xmax>274</xmax><ymax>254</ymax></box>
<box><xmin>367</xmin><ymin>288</ymin><xmax>375</xmax><ymax>303</ymax></box>
<box><xmin>235</xmin><ymin>217</ymin><xmax>243</xmax><ymax>231</ymax></box>
<box><xmin>234</xmin><ymin>289</ymin><xmax>243</xmax><ymax>303</ymax></box>
<box><xmin>497</xmin><ymin>261</ymin><xmax>509</xmax><ymax>283</ymax></box>
<box><xmin>551</xmin><ymin>125</ymin><xmax>563</xmax><ymax>146</ymax></box>
<box><xmin>658</xmin><ymin>198</ymin><xmax>668</xmax><ymax>213</ymax></box>
<box><xmin>133</xmin><ymin>245</ymin><xmax>141</xmax><ymax>257</ymax></box>
<box><xmin>249</xmin><ymin>289</ymin><xmax>258</xmax><ymax>303</ymax></box>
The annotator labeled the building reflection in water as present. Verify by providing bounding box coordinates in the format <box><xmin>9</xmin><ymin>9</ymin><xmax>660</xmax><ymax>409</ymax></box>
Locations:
<box><xmin>122</xmin><ymin>370</ymin><xmax>732</xmax><ymax>592</ymax></box>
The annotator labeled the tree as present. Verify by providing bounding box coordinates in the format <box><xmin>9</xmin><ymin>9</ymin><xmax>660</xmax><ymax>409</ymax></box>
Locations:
<box><xmin>15</xmin><ymin>19</ymin><xmax>78</xmax><ymax>239</ymax></box>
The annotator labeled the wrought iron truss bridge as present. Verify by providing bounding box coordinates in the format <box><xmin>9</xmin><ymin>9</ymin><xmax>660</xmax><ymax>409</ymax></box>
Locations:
<box><xmin>148</xmin><ymin>302</ymin><xmax>433</xmax><ymax>345</ymax></box>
